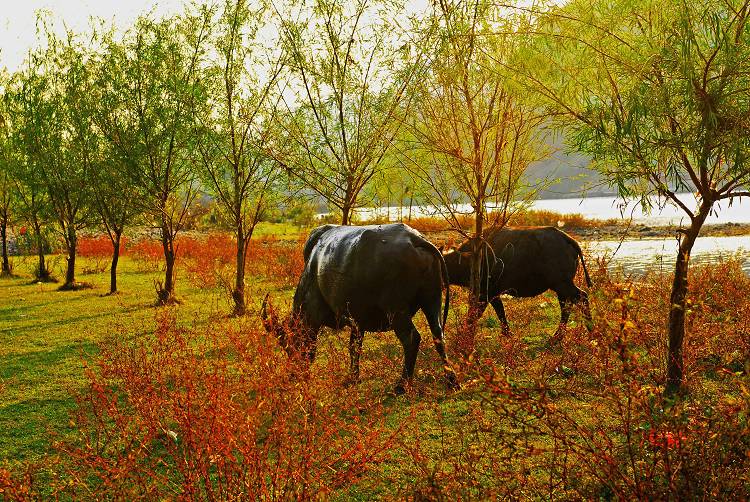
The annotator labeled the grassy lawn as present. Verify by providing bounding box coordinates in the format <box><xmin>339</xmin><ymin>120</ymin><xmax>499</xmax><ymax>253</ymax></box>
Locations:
<box><xmin>0</xmin><ymin>255</ymin><xmax>229</xmax><ymax>463</ymax></box>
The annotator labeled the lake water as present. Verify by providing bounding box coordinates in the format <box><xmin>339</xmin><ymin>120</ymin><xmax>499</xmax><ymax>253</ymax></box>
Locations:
<box><xmin>530</xmin><ymin>193</ymin><xmax>750</xmax><ymax>226</ymax></box>
<box><xmin>349</xmin><ymin>194</ymin><xmax>750</xmax><ymax>275</ymax></box>
<box><xmin>586</xmin><ymin>235</ymin><xmax>750</xmax><ymax>275</ymax></box>
<box><xmin>535</xmin><ymin>195</ymin><xmax>750</xmax><ymax>275</ymax></box>
<box><xmin>352</xmin><ymin>193</ymin><xmax>750</xmax><ymax>226</ymax></box>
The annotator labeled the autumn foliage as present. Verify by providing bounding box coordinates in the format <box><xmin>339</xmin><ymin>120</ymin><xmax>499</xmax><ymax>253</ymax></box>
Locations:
<box><xmin>382</xmin><ymin>209</ymin><xmax>612</xmax><ymax>234</ymax></box>
<box><xmin>52</xmin><ymin>311</ymin><xmax>398</xmax><ymax>499</ymax></box>
<box><xmin>77</xmin><ymin>232</ymin><xmax>306</xmax><ymax>290</ymax></box>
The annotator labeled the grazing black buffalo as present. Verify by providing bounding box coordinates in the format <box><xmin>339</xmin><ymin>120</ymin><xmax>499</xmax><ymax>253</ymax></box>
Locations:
<box><xmin>262</xmin><ymin>223</ymin><xmax>459</xmax><ymax>394</ymax></box>
<box><xmin>443</xmin><ymin>226</ymin><xmax>592</xmax><ymax>340</ymax></box>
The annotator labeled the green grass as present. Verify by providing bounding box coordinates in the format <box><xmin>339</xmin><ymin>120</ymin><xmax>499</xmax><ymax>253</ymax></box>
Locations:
<box><xmin>253</xmin><ymin>221</ymin><xmax>307</xmax><ymax>238</ymax></box>
<box><xmin>0</xmin><ymin>255</ymin><xmax>228</xmax><ymax>463</ymax></box>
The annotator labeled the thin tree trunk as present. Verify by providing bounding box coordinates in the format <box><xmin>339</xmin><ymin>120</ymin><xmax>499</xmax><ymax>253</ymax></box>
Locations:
<box><xmin>459</xmin><ymin>209</ymin><xmax>485</xmax><ymax>359</ymax></box>
<box><xmin>233</xmin><ymin>224</ymin><xmax>247</xmax><ymax>316</ymax></box>
<box><xmin>158</xmin><ymin>213</ymin><xmax>177</xmax><ymax>304</ymax></box>
<box><xmin>665</xmin><ymin>202</ymin><xmax>711</xmax><ymax>395</ymax></box>
<box><xmin>109</xmin><ymin>231</ymin><xmax>121</xmax><ymax>294</ymax></box>
<box><xmin>62</xmin><ymin>224</ymin><xmax>77</xmax><ymax>289</ymax></box>
<box><xmin>341</xmin><ymin>203</ymin><xmax>352</xmax><ymax>226</ymax></box>
<box><xmin>33</xmin><ymin>222</ymin><xmax>50</xmax><ymax>281</ymax></box>
<box><xmin>1</xmin><ymin>217</ymin><xmax>10</xmax><ymax>276</ymax></box>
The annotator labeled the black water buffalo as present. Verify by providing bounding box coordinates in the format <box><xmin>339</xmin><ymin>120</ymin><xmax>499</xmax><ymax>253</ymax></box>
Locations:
<box><xmin>262</xmin><ymin>223</ymin><xmax>458</xmax><ymax>394</ymax></box>
<box><xmin>443</xmin><ymin>226</ymin><xmax>592</xmax><ymax>340</ymax></box>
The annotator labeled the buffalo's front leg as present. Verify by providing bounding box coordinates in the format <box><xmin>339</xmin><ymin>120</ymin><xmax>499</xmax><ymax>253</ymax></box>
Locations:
<box><xmin>490</xmin><ymin>297</ymin><xmax>511</xmax><ymax>336</ymax></box>
<box><xmin>393</xmin><ymin>316</ymin><xmax>421</xmax><ymax>395</ymax></box>
<box><xmin>345</xmin><ymin>325</ymin><xmax>364</xmax><ymax>386</ymax></box>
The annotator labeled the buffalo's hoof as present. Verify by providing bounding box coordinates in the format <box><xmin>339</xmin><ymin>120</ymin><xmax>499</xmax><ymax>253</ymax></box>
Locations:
<box><xmin>342</xmin><ymin>376</ymin><xmax>359</xmax><ymax>388</ymax></box>
<box><xmin>446</xmin><ymin>372</ymin><xmax>461</xmax><ymax>391</ymax></box>
<box><xmin>548</xmin><ymin>332</ymin><xmax>564</xmax><ymax>346</ymax></box>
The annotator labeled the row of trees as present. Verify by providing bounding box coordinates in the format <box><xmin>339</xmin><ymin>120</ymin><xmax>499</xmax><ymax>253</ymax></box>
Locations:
<box><xmin>1</xmin><ymin>0</ymin><xmax>749</xmax><ymax>393</ymax></box>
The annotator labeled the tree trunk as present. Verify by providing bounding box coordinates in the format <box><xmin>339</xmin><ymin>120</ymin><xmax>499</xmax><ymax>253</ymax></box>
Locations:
<box><xmin>109</xmin><ymin>231</ymin><xmax>121</xmax><ymax>295</ymax></box>
<box><xmin>62</xmin><ymin>224</ymin><xmax>77</xmax><ymax>289</ymax></box>
<box><xmin>1</xmin><ymin>218</ymin><xmax>10</xmax><ymax>276</ymax></box>
<box><xmin>458</xmin><ymin>209</ymin><xmax>485</xmax><ymax>360</ymax></box>
<box><xmin>233</xmin><ymin>226</ymin><xmax>247</xmax><ymax>316</ymax></box>
<box><xmin>665</xmin><ymin>202</ymin><xmax>711</xmax><ymax>395</ymax></box>
<box><xmin>33</xmin><ymin>223</ymin><xmax>50</xmax><ymax>281</ymax></box>
<box><xmin>341</xmin><ymin>203</ymin><xmax>352</xmax><ymax>226</ymax></box>
<box><xmin>158</xmin><ymin>215</ymin><xmax>177</xmax><ymax>304</ymax></box>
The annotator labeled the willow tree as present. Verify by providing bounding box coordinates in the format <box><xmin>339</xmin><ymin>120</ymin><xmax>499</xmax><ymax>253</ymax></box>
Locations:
<box><xmin>94</xmin><ymin>9</ymin><xmax>212</xmax><ymax>303</ymax></box>
<box><xmin>272</xmin><ymin>0</ymin><xmax>420</xmax><ymax>224</ymax></box>
<box><xmin>0</xmin><ymin>75</ymin><xmax>14</xmax><ymax>277</ymax></box>
<box><xmin>29</xmin><ymin>28</ymin><xmax>99</xmax><ymax>290</ymax></box>
<box><xmin>6</xmin><ymin>66</ymin><xmax>57</xmax><ymax>282</ymax></box>
<box><xmin>196</xmin><ymin>0</ymin><xmax>285</xmax><ymax>315</ymax></box>
<box><xmin>405</xmin><ymin>0</ymin><xmax>547</xmax><ymax>352</ymax></box>
<box><xmin>515</xmin><ymin>0</ymin><xmax>750</xmax><ymax>393</ymax></box>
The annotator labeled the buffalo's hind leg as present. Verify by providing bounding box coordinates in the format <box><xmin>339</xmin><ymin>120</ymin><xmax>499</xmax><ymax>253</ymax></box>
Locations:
<box><xmin>423</xmin><ymin>310</ymin><xmax>460</xmax><ymax>391</ymax></box>
<box><xmin>551</xmin><ymin>285</ymin><xmax>591</xmax><ymax>343</ymax></box>
<box><xmin>345</xmin><ymin>325</ymin><xmax>365</xmax><ymax>387</ymax></box>
<box><xmin>392</xmin><ymin>316</ymin><xmax>421</xmax><ymax>395</ymax></box>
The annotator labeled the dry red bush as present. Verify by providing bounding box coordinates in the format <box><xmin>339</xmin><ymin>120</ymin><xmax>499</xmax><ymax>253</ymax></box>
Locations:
<box><xmin>128</xmin><ymin>239</ymin><xmax>164</xmax><ymax>272</ymax></box>
<box><xmin>0</xmin><ymin>465</ymin><xmax>36</xmax><ymax>501</ymax></box>
<box><xmin>52</xmin><ymin>311</ymin><xmax>397</xmax><ymax>499</ymax></box>
<box><xmin>77</xmin><ymin>235</ymin><xmax>129</xmax><ymax>274</ymax></box>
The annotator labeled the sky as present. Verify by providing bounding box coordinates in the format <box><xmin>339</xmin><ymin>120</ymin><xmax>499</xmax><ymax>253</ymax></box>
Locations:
<box><xmin>0</xmin><ymin>0</ymin><xmax>185</xmax><ymax>72</ymax></box>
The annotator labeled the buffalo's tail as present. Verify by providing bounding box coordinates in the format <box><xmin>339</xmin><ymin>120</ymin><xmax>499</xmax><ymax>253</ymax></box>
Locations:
<box><xmin>559</xmin><ymin>229</ymin><xmax>592</xmax><ymax>288</ymax></box>
<box><xmin>416</xmin><ymin>239</ymin><xmax>451</xmax><ymax>331</ymax></box>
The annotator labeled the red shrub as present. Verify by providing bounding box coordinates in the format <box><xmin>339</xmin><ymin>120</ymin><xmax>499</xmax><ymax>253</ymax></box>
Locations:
<box><xmin>247</xmin><ymin>236</ymin><xmax>306</xmax><ymax>288</ymax></box>
<box><xmin>54</xmin><ymin>312</ymin><xmax>397</xmax><ymax>499</ymax></box>
<box><xmin>77</xmin><ymin>236</ymin><xmax>129</xmax><ymax>274</ymax></box>
<box><xmin>178</xmin><ymin>233</ymin><xmax>236</xmax><ymax>288</ymax></box>
<box><xmin>77</xmin><ymin>235</ymin><xmax>127</xmax><ymax>259</ymax></box>
<box><xmin>129</xmin><ymin>239</ymin><xmax>163</xmax><ymax>272</ymax></box>
<box><xmin>0</xmin><ymin>465</ymin><xmax>36</xmax><ymax>501</ymax></box>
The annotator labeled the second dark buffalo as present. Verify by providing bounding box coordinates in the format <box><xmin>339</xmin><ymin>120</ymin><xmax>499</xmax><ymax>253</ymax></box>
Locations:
<box><xmin>443</xmin><ymin>226</ymin><xmax>593</xmax><ymax>340</ymax></box>
<box><xmin>262</xmin><ymin>223</ymin><xmax>459</xmax><ymax>394</ymax></box>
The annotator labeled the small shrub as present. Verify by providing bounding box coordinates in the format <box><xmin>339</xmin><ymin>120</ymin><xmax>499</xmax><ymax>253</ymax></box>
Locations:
<box><xmin>77</xmin><ymin>235</ymin><xmax>127</xmax><ymax>274</ymax></box>
<box><xmin>0</xmin><ymin>464</ymin><xmax>37</xmax><ymax>500</ymax></box>
<box><xmin>129</xmin><ymin>239</ymin><xmax>163</xmax><ymax>272</ymax></box>
<box><xmin>53</xmin><ymin>312</ymin><xmax>398</xmax><ymax>499</ymax></box>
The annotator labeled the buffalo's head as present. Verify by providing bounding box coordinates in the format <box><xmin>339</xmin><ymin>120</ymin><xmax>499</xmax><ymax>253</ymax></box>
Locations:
<box><xmin>440</xmin><ymin>244</ymin><xmax>472</xmax><ymax>287</ymax></box>
<box><xmin>261</xmin><ymin>294</ymin><xmax>316</xmax><ymax>362</ymax></box>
